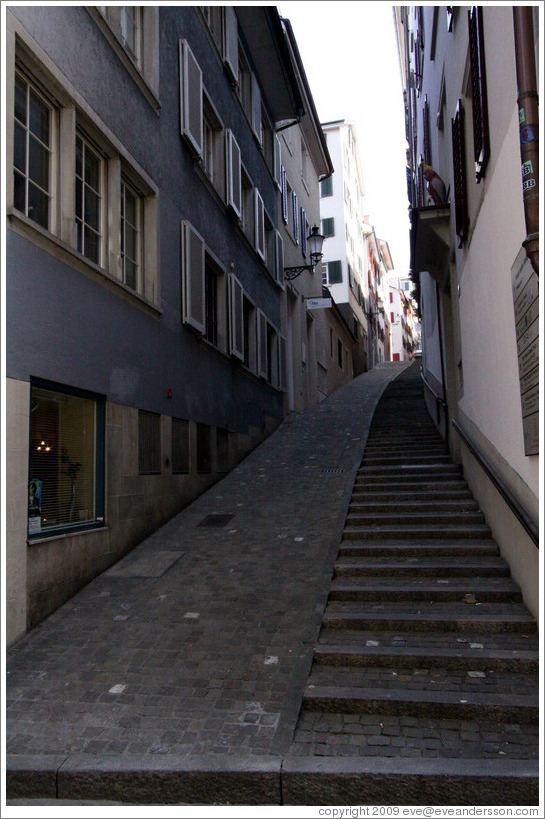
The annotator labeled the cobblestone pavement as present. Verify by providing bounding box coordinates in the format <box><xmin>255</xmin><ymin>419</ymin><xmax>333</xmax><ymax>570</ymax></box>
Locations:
<box><xmin>6</xmin><ymin>363</ymin><xmax>408</xmax><ymax>762</ymax></box>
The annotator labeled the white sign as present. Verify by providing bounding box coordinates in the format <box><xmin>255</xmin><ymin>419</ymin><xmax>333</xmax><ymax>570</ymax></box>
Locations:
<box><xmin>306</xmin><ymin>298</ymin><xmax>332</xmax><ymax>310</ymax></box>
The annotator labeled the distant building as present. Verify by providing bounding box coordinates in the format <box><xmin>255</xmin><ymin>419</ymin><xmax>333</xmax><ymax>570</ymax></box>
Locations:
<box><xmin>388</xmin><ymin>275</ymin><xmax>417</xmax><ymax>361</ymax></box>
<box><xmin>319</xmin><ymin>120</ymin><xmax>370</xmax><ymax>374</ymax></box>
<box><xmin>395</xmin><ymin>5</ymin><xmax>539</xmax><ymax>618</ymax></box>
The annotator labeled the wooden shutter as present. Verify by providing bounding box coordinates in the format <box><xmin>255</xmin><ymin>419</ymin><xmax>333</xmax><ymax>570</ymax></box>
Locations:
<box><xmin>451</xmin><ymin>101</ymin><xmax>469</xmax><ymax>246</ymax></box>
<box><xmin>251</xmin><ymin>73</ymin><xmax>262</xmax><ymax>141</ymax></box>
<box><xmin>179</xmin><ymin>40</ymin><xmax>203</xmax><ymax>157</ymax></box>
<box><xmin>254</xmin><ymin>188</ymin><xmax>265</xmax><ymax>259</ymax></box>
<box><xmin>468</xmin><ymin>6</ymin><xmax>490</xmax><ymax>182</ymax></box>
<box><xmin>257</xmin><ymin>309</ymin><xmax>268</xmax><ymax>378</ymax></box>
<box><xmin>228</xmin><ymin>273</ymin><xmax>244</xmax><ymax>360</ymax></box>
<box><xmin>223</xmin><ymin>6</ymin><xmax>239</xmax><ymax>83</ymax></box>
<box><xmin>281</xmin><ymin>166</ymin><xmax>288</xmax><ymax>223</ymax></box>
<box><xmin>181</xmin><ymin>221</ymin><xmax>205</xmax><ymax>332</ymax></box>
<box><xmin>275</xmin><ymin>230</ymin><xmax>284</xmax><ymax>288</ymax></box>
<box><xmin>417</xmin><ymin>158</ymin><xmax>426</xmax><ymax>207</ymax></box>
<box><xmin>273</xmin><ymin>135</ymin><xmax>282</xmax><ymax>189</ymax></box>
<box><xmin>226</xmin><ymin>129</ymin><xmax>242</xmax><ymax>218</ymax></box>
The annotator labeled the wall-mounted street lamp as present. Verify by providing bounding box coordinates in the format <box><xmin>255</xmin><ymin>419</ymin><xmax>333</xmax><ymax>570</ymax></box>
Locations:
<box><xmin>284</xmin><ymin>226</ymin><xmax>325</xmax><ymax>281</ymax></box>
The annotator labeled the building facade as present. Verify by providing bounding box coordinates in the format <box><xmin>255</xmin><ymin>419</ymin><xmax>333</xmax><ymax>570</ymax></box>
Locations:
<box><xmin>276</xmin><ymin>19</ymin><xmax>354</xmax><ymax>411</ymax></box>
<box><xmin>388</xmin><ymin>275</ymin><xmax>417</xmax><ymax>361</ymax></box>
<box><xmin>5</xmin><ymin>5</ymin><xmax>336</xmax><ymax>643</ymax></box>
<box><xmin>396</xmin><ymin>5</ymin><xmax>540</xmax><ymax>618</ymax></box>
<box><xmin>319</xmin><ymin>120</ymin><xmax>371</xmax><ymax>375</ymax></box>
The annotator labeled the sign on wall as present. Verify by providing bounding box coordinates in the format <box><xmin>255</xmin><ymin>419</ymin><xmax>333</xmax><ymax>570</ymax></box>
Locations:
<box><xmin>511</xmin><ymin>248</ymin><xmax>539</xmax><ymax>455</ymax></box>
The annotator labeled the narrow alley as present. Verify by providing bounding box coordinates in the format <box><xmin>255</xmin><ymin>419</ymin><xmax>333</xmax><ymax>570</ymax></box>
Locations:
<box><xmin>6</xmin><ymin>363</ymin><xmax>538</xmax><ymax>806</ymax></box>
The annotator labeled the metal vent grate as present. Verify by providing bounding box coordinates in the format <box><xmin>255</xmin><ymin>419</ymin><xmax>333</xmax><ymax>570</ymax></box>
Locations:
<box><xmin>321</xmin><ymin>468</ymin><xmax>345</xmax><ymax>475</ymax></box>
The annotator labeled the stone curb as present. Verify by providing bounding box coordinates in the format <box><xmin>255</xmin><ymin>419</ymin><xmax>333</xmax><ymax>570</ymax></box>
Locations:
<box><xmin>6</xmin><ymin>754</ymin><xmax>540</xmax><ymax>806</ymax></box>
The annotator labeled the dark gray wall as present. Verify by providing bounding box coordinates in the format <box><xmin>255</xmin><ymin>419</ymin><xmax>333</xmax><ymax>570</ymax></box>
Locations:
<box><xmin>8</xmin><ymin>6</ymin><xmax>283</xmax><ymax>432</ymax></box>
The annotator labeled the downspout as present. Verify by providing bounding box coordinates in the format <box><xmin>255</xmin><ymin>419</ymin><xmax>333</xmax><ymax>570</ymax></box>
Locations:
<box><xmin>513</xmin><ymin>7</ymin><xmax>539</xmax><ymax>275</ymax></box>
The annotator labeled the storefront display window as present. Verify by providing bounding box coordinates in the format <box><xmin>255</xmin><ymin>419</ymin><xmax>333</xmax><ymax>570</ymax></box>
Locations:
<box><xmin>28</xmin><ymin>382</ymin><xmax>105</xmax><ymax>536</ymax></box>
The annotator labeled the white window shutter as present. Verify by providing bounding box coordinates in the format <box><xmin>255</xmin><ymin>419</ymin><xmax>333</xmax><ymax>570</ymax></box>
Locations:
<box><xmin>254</xmin><ymin>189</ymin><xmax>265</xmax><ymax>260</ymax></box>
<box><xmin>225</xmin><ymin>129</ymin><xmax>242</xmax><ymax>218</ymax></box>
<box><xmin>251</xmin><ymin>73</ymin><xmax>262</xmax><ymax>141</ymax></box>
<box><xmin>292</xmin><ymin>191</ymin><xmax>299</xmax><ymax>244</ymax></box>
<box><xmin>223</xmin><ymin>6</ymin><xmax>239</xmax><ymax>83</ymax></box>
<box><xmin>278</xmin><ymin>334</ymin><xmax>287</xmax><ymax>392</ymax></box>
<box><xmin>275</xmin><ymin>230</ymin><xmax>284</xmax><ymax>288</ymax></box>
<box><xmin>179</xmin><ymin>40</ymin><xmax>203</xmax><ymax>157</ymax></box>
<box><xmin>273</xmin><ymin>135</ymin><xmax>282</xmax><ymax>189</ymax></box>
<box><xmin>300</xmin><ymin>208</ymin><xmax>307</xmax><ymax>255</ymax></box>
<box><xmin>228</xmin><ymin>273</ymin><xmax>244</xmax><ymax>360</ymax></box>
<box><xmin>181</xmin><ymin>221</ymin><xmax>205</xmax><ymax>333</ymax></box>
<box><xmin>257</xmin><ymin>309</ymin><xmax>268</xmax><ymax>378</ymax></box>
<box><xmin>281</xmin><ymin>167</ymin><xmax>288</xmax><ymax>223</ymax></box>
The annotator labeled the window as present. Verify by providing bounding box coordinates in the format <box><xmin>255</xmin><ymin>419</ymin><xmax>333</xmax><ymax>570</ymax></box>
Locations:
<box><xmin>322</xmin><ymin>217</ymin><xmax>335</xmax><ymax>237</ymax></box>
<box><xmin>423</xmin><ymin>95</ymin><xmax>431</xmax><ymax>166</ymax></box>
<box><xmin>320</xmin><ymin>176</ymin><xmax>333</xmax><ymax>197</ymax></box>
<box><xmin>75</xmin><ymin>133</ymin><xmax>103</xmax><ymax>265</ymax></box>
<box><xmin>243</xmin><ymin>295</ymin><xmax>256</xmax><ymax>371</ymax></box>
<box><xmin>197</xmin><ymin>423</ymin><xmax>211</xmax><ymax>473</ymax></box>
<box><xmin>337</xmin><ymin>339</ymin><xmax>343</xmax><ymax>369</ymax></box>
<box><xmin>28</xmin><ymin>382</ymin><xmax>105</xmax><ymax>536</ymax></box>
<box><xmin>468</xmin><ymin>6</ymin><xmax>490</xmax><ymax>182</ymax></box>
<box><xmin>202</xmin><ymin>95</ymin><xmax>225</xmax><ymax>199</ymax></box>
<box><xmin>240</xmin><ymin>165</ymin><xmax>254</xmax><ymax>245</ymax></box>
<box><xmin>202</xmin><ymin>6</ymin><xmax>238</xmax><ymax>81</ymax></box>
<box><xmin>181</xmin><ymin>220</ymin><xmax>206</xmax><ymax>333</ymax></box>
<box><xmin>325</xmin><ymin>260</ymin><xmax>343</xmax><ymax>285</ymax></box>
<box><xmin>226</xmin><ymin>129</ymin><xmax>241</xmax><ymax>217</ymax></box>
<box><xmin>13</xmin><ymin>72</ymin><xmax>52</xmax><ymax>230</ymax></box>
<box><xmin>120</xmin><ymin>6</ymin><xmax>142</xmax><ymax>65</ymax></box>
<box><xmin>139</xmin><ymin>410</ymin><xmax>161</xmax><ymax>474</ymax></box>
<box><xmin>204</xmin><ymin>262</ymin><xmax>218</xmax><ymax>346</ymax></box>
<box><xmin>451</xmin><ymin>101</ymin><xmax>469</xmax><ymax>245</ymax></box>
<box><xmin>228</xmin><ymin>272</ymin><xmax>244</xmax><ymax>360</ymax></box>
<box><xmin>179</xmin><ymin>39</ymin><xmax>203</xmax><ymax>156</ymax></box>
<box><xmin>121</xmin><ymin>179</ymin><xmax>141</xmax><ymax>290</ymax></box>
<box><xmin>12</xmin><ymin>53</ymin><xmax>159</xmax><ymax>304</ymax></box>
<box><xmin>172</xmin><ymin>418</ymin><xmax>190</xmax><ymax>474</ymax></box>
<box><xmin>291</xmin><ymin>191</ymin><xmax>299</xmax><ymax>244</ymax></box>
<box><xmin>281</xmin><ymin>166</ymin><xmax>288</xmax><ymax>223</ymax></box>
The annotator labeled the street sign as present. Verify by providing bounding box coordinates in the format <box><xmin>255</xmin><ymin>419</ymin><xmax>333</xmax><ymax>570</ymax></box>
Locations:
<box><xmin>306</xmin><ymin>298</ymin><xmax>332</xmax><ymax>310</ymax></box>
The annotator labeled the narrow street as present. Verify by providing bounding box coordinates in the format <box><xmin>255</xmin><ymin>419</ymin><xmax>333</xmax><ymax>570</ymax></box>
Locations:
<box><xmin>6</xmin><ymin>363</ymin><xmax>538</xmax><ymax>806</ymax></box>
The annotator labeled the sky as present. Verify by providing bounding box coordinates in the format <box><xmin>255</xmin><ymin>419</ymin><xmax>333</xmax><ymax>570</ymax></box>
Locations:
<box><xmin>278</xmin><ymin>1</ymin><xmax>411</xmax><ymax>276</ymax></box>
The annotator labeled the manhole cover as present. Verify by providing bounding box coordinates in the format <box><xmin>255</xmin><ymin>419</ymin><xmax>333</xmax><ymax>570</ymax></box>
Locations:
<box><xmin>198</xmin><ymin>513</ymin><xmax>235</xmax><ymax>527</ymax></box>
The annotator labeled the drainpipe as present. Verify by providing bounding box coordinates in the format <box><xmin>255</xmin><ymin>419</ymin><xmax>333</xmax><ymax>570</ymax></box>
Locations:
<box><xmin>513</xmin><ymin>7</ymin><xmax>539</xmax><ymax>275</ymax></box>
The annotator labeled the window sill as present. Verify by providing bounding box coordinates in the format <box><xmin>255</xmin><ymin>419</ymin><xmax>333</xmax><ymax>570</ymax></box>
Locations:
<box><xmin>28</xmin><ymin>524</ymin><xmax>109</xmax><ymax>546</ymax></box>
<box><xmin>8</xmin><ymin>210</ymin><xmax>162</xmax><ymax>319</ymax></box>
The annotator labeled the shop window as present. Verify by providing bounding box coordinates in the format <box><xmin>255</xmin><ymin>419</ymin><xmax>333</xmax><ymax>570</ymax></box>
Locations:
<box><xmin>138</xmin><ymin>410</ymin><xmax>161</xmax><ymax>474</ymax></box>
<box><xmin>197</xmin><ymin>423</ymin><xmax>211</xmax><ymax>473</ymax></box>
<box><xmin>217</xmin><ymin>428</ymin><xmax>230</xmax><ymax>473</ymax></box>
<box><xmin>172</xmin><ymin>417</ymin><xmax>190</xmax><ymax>474</ymax></box>
<box><xmin>28</xmin><ymin>382</ymin><xmax>105</xmax><ymax>536</ymax></box>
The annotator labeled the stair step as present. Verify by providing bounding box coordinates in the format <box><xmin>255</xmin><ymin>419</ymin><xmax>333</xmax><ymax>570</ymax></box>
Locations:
<box><xmin>282</xmin><ymin>757</ymin><xmax>539</xmax><ymax>806</ymax></box>
<box><xmin>338</xmin><ymin>540</ymin><xmax>500</xmax><ymax>556</ymax></box>
<box><xmin>347</xmin><ymin>511</ymin><xmax>484</xmax><ymax>526</ymax></box>
<box><xmin>334</xmin><ymin>558</ymin><xmax>510</xmax><ymax>577</ymax></box>
<box><xmin>361</xmin><ymin>455</ymin><xmax>452</xmax><ymax>466</ymax></box>
<box><xmin>351</xmin><ymin>489</ymin><xmax>473</xmax><ymax>501</ymax></box>
<box><xmin>322</xmin><ymin>607</ymin><xmax>537</xmax><ymax>633</ymax></box>
<box><xmin>313</xmin><ymin>643</ymin><xmax>539</xmax><ymax>672</ymax></box>
<box><xmin>329</xmin><ymin>579</ymin><xmax>522</xmax><ymax>603</ymax></box>
<box><xmin>343</xmin><ymin>524</ymin><xmax>492</xmax><ymax>540</ymax></box>
<box><xmin>349</xmin><ymin>500</ymin><xmax>479</xmax><ymax>514</ymax></box>
<box><xmin>317</xmin><ymin>627</ymin><xmax>539</xmax><ymax>652</ymax></box>
<box><xmin>358</xmin><ymin>463</ymin><xmax>462</xmax><ymax>475</ymax></box>
<box><xmin>303</xmin><ymin>686</ymin><xmax>538</xmax><ymax>723</ymax></box>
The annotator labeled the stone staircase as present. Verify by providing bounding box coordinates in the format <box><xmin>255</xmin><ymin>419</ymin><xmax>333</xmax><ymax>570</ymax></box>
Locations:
<box><xmin>287</xmin><ymin>365</ymin><xmax>539</xmax><ymax>805</ymax></box>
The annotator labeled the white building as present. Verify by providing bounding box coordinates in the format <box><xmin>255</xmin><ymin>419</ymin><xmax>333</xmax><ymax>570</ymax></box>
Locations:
<box><xmin>319</xmin><ymin>120</ymin><xmax>370</xmax><ymax>374</ymax></box>
<box><xmin>388</xmin><ymin>275</ymin><xmax>417</xmax><ymax>361</ymax></box>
